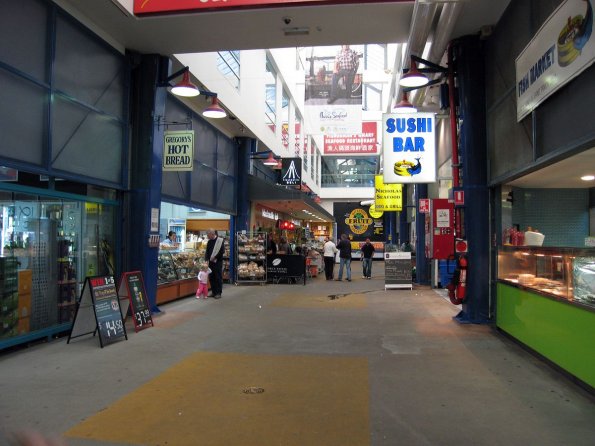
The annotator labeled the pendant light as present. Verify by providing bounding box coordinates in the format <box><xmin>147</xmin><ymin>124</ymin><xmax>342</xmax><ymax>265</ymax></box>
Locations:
<box><xmin>202</xmin><ymin>96</ymin><xmax>227</xmax><ymax>119</ymax></box>
<box><xmin>262</xmin><ymin>151</ymin><xmax>278</xmax><ymax>166</ymax></box>
<box><xmin>399</xmin><ymin>57</ymin><xmax>429</xmax><ymax>88</ymax></box>
<box><xmin>171</xmin><ymin>71</ymin><xmax>200</xmax><ymax>97</ymax></box>
<box><xmin>394</xmin><ymin>91</ymin><xmax>418</xmax><ymax>113</ymax></box>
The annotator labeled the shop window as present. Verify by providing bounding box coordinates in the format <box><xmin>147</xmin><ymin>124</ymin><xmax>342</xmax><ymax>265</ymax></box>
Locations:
<box><xmin>320</xmin><ymin>156</ymin><xmax>377</xmax><ymax>188</ymax></box>
<box><xmin>0</xmin><ymin>190</ymin><xmax>116</xmax><ymax>344</ymax></box>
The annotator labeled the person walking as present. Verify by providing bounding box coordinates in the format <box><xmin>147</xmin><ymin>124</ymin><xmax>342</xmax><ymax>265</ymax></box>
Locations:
<box><xmin>336</xmin><ymin>234</ymin><xmax>352</xmax><ymax>282</ymax></box>
<box><xmin>323</xmin><ymin>236</ymin><xmax>338</xmax><ymax>280</ymax></box>
<box><xmin>205</xmin><ymin>229</ymin><xmax>225</xmax><ymax>299</ymax></box>
<box><xmin>360</xmin><ymin>238</ymin><xmax>375</xmax><ymax>279</ymax></box>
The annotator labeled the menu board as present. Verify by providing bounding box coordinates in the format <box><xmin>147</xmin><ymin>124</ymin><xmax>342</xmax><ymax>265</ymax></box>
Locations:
<box><xmin>385</xmin><ymin>252</ymin><xmax>412</xmax><ymax>290</ymax></box>
<box><xmin>68</xmin><ymin>276</ymin><xmax>128</xmax><ymax>348</ymax></box>
<box><xmin>119</xmin><ymin>271</ymin><xmax>153</xmax><ymax>332</ymax></box>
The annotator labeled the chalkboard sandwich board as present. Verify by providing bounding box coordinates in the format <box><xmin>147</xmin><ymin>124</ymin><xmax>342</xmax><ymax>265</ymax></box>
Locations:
<box><xmin>385</xmin><ymin>252</ymin><xmax>412</xmax><ymax>290</ymax></box>
<box><xmin>68</xmin><ymin>276</ymin><xmax>128</xmax><ymax>348</ymax></box>
<box><xmin>118</xmin><ymin>271</ymin><xmax>154</xmax><ymax>332</ymax></box>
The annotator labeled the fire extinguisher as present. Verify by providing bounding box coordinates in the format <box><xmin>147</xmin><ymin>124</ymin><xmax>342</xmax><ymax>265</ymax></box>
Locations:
<box><xmin>447</xmin><ymin>255</ymin><xmax>468</xmax><ymax>305</ymax></box>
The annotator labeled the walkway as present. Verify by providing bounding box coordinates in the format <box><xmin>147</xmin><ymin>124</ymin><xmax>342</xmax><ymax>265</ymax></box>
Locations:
<box><xmin>1</xmin><ymin>262</ymin><xmax>594</xmax><ymax>445</ymax></box>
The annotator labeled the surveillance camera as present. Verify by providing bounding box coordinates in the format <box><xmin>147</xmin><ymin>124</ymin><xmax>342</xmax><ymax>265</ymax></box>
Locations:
<box><xmin>283</xmin><ymin>16</ymin><xmax>292</xmax><ymax>25</ymax></box>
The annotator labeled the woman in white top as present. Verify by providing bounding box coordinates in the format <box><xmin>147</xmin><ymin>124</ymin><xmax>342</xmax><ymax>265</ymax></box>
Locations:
<box><xmin>323</xmin><ymin>237</ymin><xmax>338</xmax><ymax>280</ymax></box>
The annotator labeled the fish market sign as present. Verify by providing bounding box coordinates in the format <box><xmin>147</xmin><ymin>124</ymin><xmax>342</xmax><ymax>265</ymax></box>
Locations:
<box><xmin>382</xmin><ymin>113</ymin><xmax>436</xmax><ymax>184</ymax></box>
<box><xmin>516</xmin><ymin>0</ymin><xmax>595</xmax><ymax>122</ymax></box>
<box><xmin>163</xmin><ymin>130</ymin><xmax>194</xmax><ymax>171</ymax></box>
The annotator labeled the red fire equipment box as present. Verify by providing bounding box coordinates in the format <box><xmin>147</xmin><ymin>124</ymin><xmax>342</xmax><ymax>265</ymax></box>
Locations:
<box><xmin>424</xmin><ymin>198</ymin><xmax>454</xmax><ymax>260</ymax></box>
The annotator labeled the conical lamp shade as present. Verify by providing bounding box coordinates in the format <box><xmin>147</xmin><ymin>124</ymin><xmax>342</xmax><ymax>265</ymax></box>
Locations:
<box><xmin>262</xmin><ymin>152</ymin><xmax>277</xmax><ymax>166</ymax></box>
<box><xmin>171</xmin><ymin>71</ymin><xmax>200</xmax><ymax>97</ymax></box>
<box><xmin>399</xmin><ymin>59</ymin><xmax>429</xmax><ymax>88</ymax></box>
<box><xmin>394</xmin><ymin>91</ymin><xmax>417</xmax><ymax>113</ymax></box>
<box><xmin>202</xmin><ymin>97</ymin><xmax>227</xmax><ymax>119</ymax></box>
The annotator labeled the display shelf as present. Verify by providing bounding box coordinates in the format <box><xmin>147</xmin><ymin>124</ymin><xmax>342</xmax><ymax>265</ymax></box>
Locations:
<box><xmin>236</xmin><ymin>232</ymin><xmax>267</xmax><ymax>284</ymax></box>
<box><xmin>498</xmin><ymin>246</ymin><xmax>595</xmax><ymax>310</ymax></box>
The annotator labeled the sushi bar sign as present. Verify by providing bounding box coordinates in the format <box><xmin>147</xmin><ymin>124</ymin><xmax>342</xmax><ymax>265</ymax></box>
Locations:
<box><xmin>516</xmin><ymin>0</ymin><xmax>595</xmax><ymax>122</ymax></box>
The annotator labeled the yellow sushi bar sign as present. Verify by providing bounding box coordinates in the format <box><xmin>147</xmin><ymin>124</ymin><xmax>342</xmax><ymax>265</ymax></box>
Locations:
<box><xmin>516</xmin><ymin>0</ymin><xmax>595</xmax><ymax>121</ymax></box>
<box><xmin>374</xmin><ymin>175</ymin><xmax>402</xmax><ymax>211</ymax></box>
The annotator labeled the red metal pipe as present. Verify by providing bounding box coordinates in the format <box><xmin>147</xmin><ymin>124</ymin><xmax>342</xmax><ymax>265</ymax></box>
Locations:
<box><xmin>447</xmin><ymin>42</ymin><xmax>462</xmax><ymax>238</ymax></box>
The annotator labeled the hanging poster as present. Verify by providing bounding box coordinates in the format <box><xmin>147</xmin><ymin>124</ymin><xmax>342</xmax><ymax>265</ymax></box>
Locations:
<box><xmin>374</xmin><ymin>175</ymin><xmax>402</xmax><ymax>212</ymax></box>
<box><xmin>324</xmin><ymin>122</ymin><xmax>379</xmax><ymax>155</ymax></box>
<box><xmin>516</xmin><ymin>0</ymin><xmax>595</xmax><ymax>121</ymax></box>
<box><xmin>279</xmin><ymin>158</ymin><xmax>302</xmax><ymax>186</ymax></box>
<box><xmin>163</xmin><ymin>130</ymin><xmax>194</xmax><ymax>172</ymax></box>
<box><xmin>302</xmin><ymin>45</ymin><xmax>363</xmax><ymax>136</ymax></box>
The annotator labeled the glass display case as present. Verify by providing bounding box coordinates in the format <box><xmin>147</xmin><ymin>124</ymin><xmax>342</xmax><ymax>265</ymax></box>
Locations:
<box><xmin>498</xmin><ymin>246</ymin><xmax>595</xmax><ymax>309</ymax></box>
<box><xmin>171</xmin><ymin>251</ymin><xmax>199</xmax><ymax>280</ymax></box>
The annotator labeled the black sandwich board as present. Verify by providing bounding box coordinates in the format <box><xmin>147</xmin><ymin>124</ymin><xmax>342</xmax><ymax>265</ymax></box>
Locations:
<box><xmin>118</xmin><ymin>271</ymin><xmax>153</xmax><ymax>332</ymax></box>
<box><xmin>68</xmin><ymin>276</ymin><xmax>128</xmax><ymax>347</ymax></box>
<box><xmin>384</xmin><ymin>252</ymin><xmax>413</xmax><ymax>290</ymax></box>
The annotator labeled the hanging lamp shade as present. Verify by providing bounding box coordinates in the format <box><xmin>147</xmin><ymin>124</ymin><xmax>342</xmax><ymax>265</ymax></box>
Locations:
<box><xmin>202</xmin><ymin>96</ymin><xmax>227</xmax><ymax>119</ymax></box>
<box><xmin>262</xmin><ymin>151</ymin><xmax>278</xmax><ymax>166</ymax></box>
<box><xmin>394</xmin><ymin>91</ymin><xmax>418</xmax><ymax>113</ymax></box>
<box><xmin>171</xmin><ymin>71</ymin><xmax>200</xmax><ymax>97</ymax></box>
<box><xmin>399</xmin><ymin>58</ymin><xmax>429</xmax><ymax>88</ymax></box>
<box><xmin>273</xmin><ymin>159</ymin><xmax>283</xmax><ymax>169</ymax></box>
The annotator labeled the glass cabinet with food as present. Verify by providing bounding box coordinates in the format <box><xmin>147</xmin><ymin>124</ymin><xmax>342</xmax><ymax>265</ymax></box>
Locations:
<box><xmin>235</xmin><ymin>232</ymin><xmax>267</xmax><ymax>284</ymax></box>
<box><xmin>497</xmin><ymin>246</ymin><xmax>595</xmax><ymax>308</ymax></box>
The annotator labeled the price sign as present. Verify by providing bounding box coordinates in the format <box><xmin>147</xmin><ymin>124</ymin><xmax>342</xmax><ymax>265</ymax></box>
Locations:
<box><xmin>118</xmin><ymin>271</ymin><xmax>154</xmax><ymax>332</ymax></box>
<box><xmin>68</xmin><ymin>276</ymin><xmax>128</xmax><ymax>348</ymax></box>
<box><xmin>384</xmin><ymin>252</ymin><xmax>413</xmax><ymax>290</ymax></box>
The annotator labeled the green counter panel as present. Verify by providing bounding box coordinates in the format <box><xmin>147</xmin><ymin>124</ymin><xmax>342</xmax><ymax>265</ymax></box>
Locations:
<box><xmin>496</xmin><ymin>283</ymin><xmax>595</xmax><ymax>388</ymax></box>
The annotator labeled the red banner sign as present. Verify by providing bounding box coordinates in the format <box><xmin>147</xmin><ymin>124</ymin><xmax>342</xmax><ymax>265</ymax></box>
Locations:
<box><xmin>134</xmin><ymin>0</ymin><xmax>370</xmax><ymax>15</ymax></box>
<box><xmin>324</xmin><ymin>122</ymin><xmax>378</xmax><ymax>155</ymax></box>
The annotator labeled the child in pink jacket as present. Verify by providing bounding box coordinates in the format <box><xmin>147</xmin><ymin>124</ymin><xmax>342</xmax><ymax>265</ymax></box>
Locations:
<box><xmin>196</xmin><ymin>263</ymin><xmax>212</xmax><ymax>299</ymax></box>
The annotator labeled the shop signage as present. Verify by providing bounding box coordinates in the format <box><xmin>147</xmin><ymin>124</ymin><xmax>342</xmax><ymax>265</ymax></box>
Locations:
<box><xmin>374</xmin><ymin>175</ymin><xmax>402</xmax><ymax>211</ymax></box>
<box><xmin>384</xmin><ymin>252</ymin><xmax>412</xmax><ymax>290</ymax></box>
<box><xmin>324</xmin><ymin>122</ymin><xmax>378</xmax><ymax>155</ymax></box>
<box><xmin>334</xmin><ymin>202</ymin><xmax>383</xmax><ymax>242</ymax></box>
<box><xmin>419</xmin><ymin>198</ymin><xmax>430</xmax><ymax>213</ymax></box>
<box><xmin>118</xmin><ymin>271</ymin><xmax>153</xmax><ymax>332</ymax></box>
<box><xmin>262</xmin><ymin>208</ymin><xmax>279</xmax><ymax>220</ymax></box>
<box><xmin>368</xmin><ymin>204</ymin><xmax>383</xmax><ymax>219</ymax></box>
<box><xmin>134</xmin><ymin>0</ymin><xmax>366</xmax><ymax>15</ymax></box>
<box><xmin>68</xmin><ymin>276</ymin><xmax>128</xmax><ymax>348</ymax></box>
<box><xmin>382</xmin><ymin>113</ymin><xmax>436</xmax><ymax>184</ymax></box>
<box><xmin>516</xmin><ymin>0</ymin><xmax>595</xmax><ymax>122</ymax></box>
<box><xmin>454</xmin><ymin>190</ymin><xmax>465</xmax><ymax>206</ymax></box>
<box><xmin>163</xmin><ymin>130</ymin><xmax>194</xmax><ymax>172</ymax></box>
<box><xmin>266</xmin><ymin>255</ymin><xmax>306</xmax><ymax>284</ymax></box>
<box><xmin>279</xmin><ymin>158</ymin><xmax>302</xmax><ymax>186</ymax></box>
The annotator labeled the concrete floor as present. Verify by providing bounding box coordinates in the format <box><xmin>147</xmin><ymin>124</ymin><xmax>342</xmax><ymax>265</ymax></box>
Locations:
<box><xmin>1</xmin><ymin>262</ymin><xmax>594</xmax><ymax>445</ymax></box>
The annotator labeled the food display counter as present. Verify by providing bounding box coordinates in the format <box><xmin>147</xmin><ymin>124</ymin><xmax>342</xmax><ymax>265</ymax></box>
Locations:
<box><xmin>157</xmin><ymin>250</ymin><xmax>200</xmax><ymax>304</ymax></box>
<box><xmin>497</xmin><ymin>246</ymin><xmax>595</xmax><ymax>388</ymax></box>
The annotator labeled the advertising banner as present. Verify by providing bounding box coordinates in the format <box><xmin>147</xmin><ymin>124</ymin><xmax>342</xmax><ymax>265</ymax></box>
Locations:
<box><xmin>516</xmin><ymin>0</ymin><xmax>595</xmax><ymax>121</ymax></box>
<box><xmin>303</xmin><ymin>45</ymin><xmax>362</xmax><ymax>135</ymax></box>
<box><xmin>163</xmin><ymin>130</ymin><xmax>194</xmax><ymax>172</ymax></box>
<box><xmin>334</xmin><ymin>202</ymin><xmax>384</xmax><ymax>242</ymax></box>
<box><xmin>324</xmin><ymin>122</ymin><xmax>379</xmax><ymax>155</ymax></box>
<box><xmin>382</xmin><ymin>113</ymin><xmax>436</xmax><ymax>184</ymax></box>
<box><xmin>374</xmin><ymin>175</ymin><xmax>402</xmax><ymax>212</ymax></box>
<box><xmin>134</xmin><ymin>0</ymin><xmax>369</xmax><ymax>15</ymax></box>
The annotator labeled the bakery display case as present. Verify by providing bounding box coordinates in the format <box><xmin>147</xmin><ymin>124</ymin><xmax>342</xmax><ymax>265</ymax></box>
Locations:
<box><xmin>157</xmin><ymin>250</ymin><xmax>200</xmax><ymax>304</ymax></box>
<box><xmin>236</xmin><ymin>232</ymin><xmax>267</xmax><ymax>284</ymax></box>
<box><xmin>498</xmin><ymin>246</ymin><xmax>595</xmax><ymax>309</ymax></box>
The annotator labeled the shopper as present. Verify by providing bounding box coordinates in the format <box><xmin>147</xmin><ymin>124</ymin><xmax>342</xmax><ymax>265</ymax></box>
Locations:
<box><xmin>277</xmin><ymin>236</ymin><xmax>291</xmax><ymax>254</ymax></box>
<box><xmin>323</xmin><ymin>236</ymin><xmax>338</xmax><ymax>280</ymax></box>
<box><xmin>195</xmin><ymin>262</ymin><xmax>211</xmax><ymax>299</ymax></box>
<box><xmin>205</xmin><ymin>229</ymin><xmax>225</xmax><ymax>299</ymax></box>
<box><xmin>267</xmin><ymin>233</ymin><xmax>277</xmax><ymax>255</ymax></box>
<box><xmin>360</xmin><ymin>238</ymin><xmax>375</xmax><ymax>279</ymax></box>
<box><xmin>336</xmin><ymin>234</ymin><xmax>352</xmax><ymax>282</ymax></box>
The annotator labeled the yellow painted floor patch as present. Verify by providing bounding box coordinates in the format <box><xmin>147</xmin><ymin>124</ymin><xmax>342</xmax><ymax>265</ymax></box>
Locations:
<box><xmin>65</xmin><ymin>352</ymin><xmax>369</xmax><ymax>446</ymax></box>
<box><xmin>271</xmin><ymin>292</ymin><xmax>367</xmax><ymax>309</ymax></box>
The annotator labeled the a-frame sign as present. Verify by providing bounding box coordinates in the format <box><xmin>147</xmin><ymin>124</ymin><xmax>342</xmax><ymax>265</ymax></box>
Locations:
<box><xmin>68</xmin><ymin>276</ymin><xmax>128</xmax><ymax>348</ymax></box>
<box><xmin>118</xmin><ymin>271</ymin><xmax>154</xmax><ymax>332</ymax></box>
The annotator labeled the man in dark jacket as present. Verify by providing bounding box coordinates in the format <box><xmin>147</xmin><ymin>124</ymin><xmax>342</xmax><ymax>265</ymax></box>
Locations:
<box><xmin>205</xmin><ymin>229</ymin><xmax>225</xmax><ymax>298</ymax></box>
<box><xmin>360</xmin><ymin>238</ymin><xmax>375</xmax><ymax>279</ymax></box>
<box><xmin>336</xmin><ymin>234</ymin><xmax>352</xmax><ymax>281</ymax></box>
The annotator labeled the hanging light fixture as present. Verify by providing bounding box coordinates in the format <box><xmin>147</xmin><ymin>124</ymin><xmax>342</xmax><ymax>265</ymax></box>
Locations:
<box><xmin>393</xmin><ymin>90</ymin><xmax>418</xmax><ymax>113</ymax></box>
<box><xmin>262</xmin><ymin>151</ymin><xmax>278</xmax><ymax>166</ymax></box>
<box><xmin>202</xmin><ymin>96</ymin><xmax>227</xmax><ymax>119</ymax></box>
<box><xmin>170</xmin><ymin>70</ymin><xmax>200</xmax><ymax>97</ymax></box>
<box><xmin>399</xmin><ymin>57</ymin><xmax>429</xmax><ymax>88</ymax></box>
<box><xmin>273</xmin><ymin>158</ymin><xmax>283</xmax><ymax>170</ymax></box>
